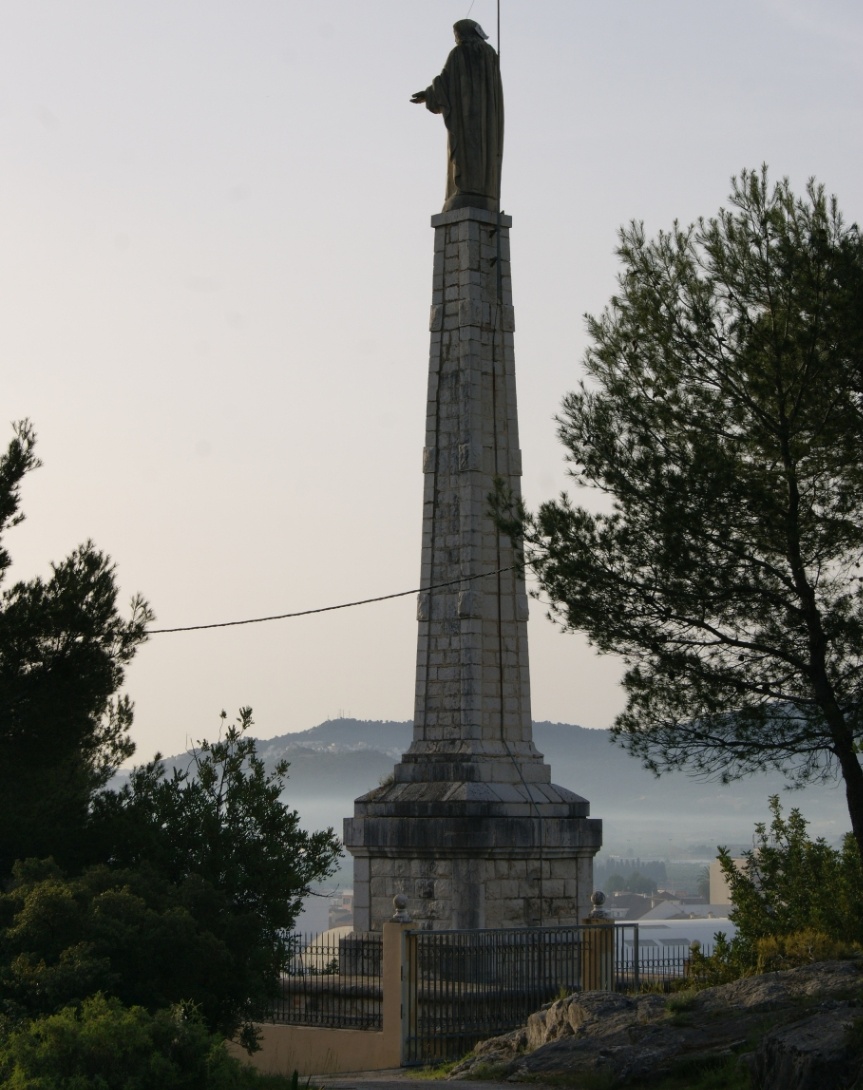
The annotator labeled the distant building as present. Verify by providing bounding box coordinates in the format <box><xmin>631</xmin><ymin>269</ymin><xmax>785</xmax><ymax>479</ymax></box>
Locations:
<box><xmin>328</xmin><ymin>889</ymin><xmax>353</xmax><ymax>929</ymax></box>
<box><xmin>640</xmin><ymin>901</ymin><xmax>736</xmax><ymax>922</ymax></box>
<box><xmin>607</xmin><ymin>892</ymin><xmax>654</xmax><ymax>920</ymax></box>
<box><xmin>293</xmin><ymin>888</ymin><xmax>354</xmax><ymax>936</ymax></box>
<box><xmin>709</xmin><ymin>858</ymin><xmax>746</xmax><ymax>905</ymax></box>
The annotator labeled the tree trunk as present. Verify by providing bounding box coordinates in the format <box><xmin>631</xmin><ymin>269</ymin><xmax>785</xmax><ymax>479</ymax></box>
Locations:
<box><xmin>833</xmin><ymin>733</ymin><xmax>863</xmax><ymax>867</ymax></box>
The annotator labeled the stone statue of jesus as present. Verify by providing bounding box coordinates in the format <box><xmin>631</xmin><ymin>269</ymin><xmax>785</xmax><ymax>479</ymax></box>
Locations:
<box><xmin>411</xmin><ymin>19</ymin><xmax>504</xmax><ymax>214</ymax></box>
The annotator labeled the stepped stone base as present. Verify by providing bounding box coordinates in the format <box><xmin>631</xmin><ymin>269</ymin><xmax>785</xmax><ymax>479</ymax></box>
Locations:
<box><xmin>345</xmin><ymin>774</ymin><xmax>602</xmax><ymax>931</ymax></box>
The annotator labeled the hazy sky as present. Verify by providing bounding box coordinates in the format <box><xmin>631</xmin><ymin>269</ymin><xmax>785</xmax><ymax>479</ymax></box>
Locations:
<box><xmin>3</xmin><ymin>1</ymin><xmax>861</xmax><ymax>761</ymax></box>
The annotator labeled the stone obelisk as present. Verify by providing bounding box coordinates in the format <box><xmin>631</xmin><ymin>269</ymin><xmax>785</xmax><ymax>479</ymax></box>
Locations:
<box><xmin>344</xmin><ymin>21</ymin><xmax>601</xmax><ymax>931</ymax></box>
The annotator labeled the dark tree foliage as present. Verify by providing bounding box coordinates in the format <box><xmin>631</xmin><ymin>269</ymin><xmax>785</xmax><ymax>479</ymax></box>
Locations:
<box><xmin>0</xmin><ymin>422</ymin><xmax>152</xmax><ymax>876</ymax></box>
<box><xmin>508</xmin><ymin>169</ymin><xmax>863</xmax><ymax>860</ymax></box>
<box><xmin>0</xmin><ymin>424</ymin><xmax>341</xmax><ymax>1060</ymax></box>
<box><xmin>84</xmin><ymin>710</ymin><xmax>342</xmax><ymax>1039</ymax></box>
<box><xmin>1</xmin><ymin>859</ymin><xmax>237</xmax><ymax>1029</ymax></box>
<box><xmin>1</xmin><ymin>721</ymin><xmax>341</xmax><ymax>1043</ymax></box>
<box><xmin>92</xmin><ymin>710</ymin><xmax>341</xmax><ymax>938</ymax></box>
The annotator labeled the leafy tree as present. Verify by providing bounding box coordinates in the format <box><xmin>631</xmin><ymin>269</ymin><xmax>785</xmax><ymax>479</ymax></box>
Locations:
<box><xmin>696</xmin><ymin>866</ymin><xmax>711</xmax><ymax>902</ymax></box>
<box><xmin>92</xmin><ymin>710</ymin><xmax>340</xmax><ymax>929</ymax></box>
<box><xmin>1</xmin><ymin>860</ymin><xmax>242</xmax><ymax>1034</ymax></box>
<box><xmin>505</xmin><ymin>169</ymin><xmax>863</xmax><ymax>861</ymax></box>
<box><xmin>0</xmin><ymin>421</ymin><xmax>152</xmax><ymax>876</ymax></box>
<box><xmin>624</xmin><ymin>871</ymin><xmax>657</xmax><ymax>896</ymax></box>
<box><xmin>602</xmin><ymin>871</ymin><xmax>656</xmax><ymax>896</ymax></box>
<box><xmin>1</xmin><ymin>715</ymin><xmax>340</xmax><ymax>1043</ymax></box>
<box><xmin>0</xmin><ymin>422</ymin><xmax>340</xmax><ymax>1071</ymax></box>
<box><xmin>84</xmin><ymin>711</ymin><xmax>342</xmax><ymax>1039</ymax></box>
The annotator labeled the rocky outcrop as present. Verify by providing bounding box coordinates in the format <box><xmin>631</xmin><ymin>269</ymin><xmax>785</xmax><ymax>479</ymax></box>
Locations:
<box><xmin>448</xmin><ymin>960</ymin><xmax>863</xmax><ymax>1089</ymax></box>
<box><xmin>749</xmin><ymin>1003</ymin><xmax>862</xmax><ymax>1090</ymax></box>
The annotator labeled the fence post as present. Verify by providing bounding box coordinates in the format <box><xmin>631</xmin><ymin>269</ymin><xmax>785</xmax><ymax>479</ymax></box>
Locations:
<box><xmin>382</xmin><ymin>894</ymin><xmax>413</xmax><ymax>1068</ymax></box>
<box><xmin>401</xmin><ymin>923</ymin><xmax>419</xmax><ymax>1065</ymax></box>
<box><xmin>581</xmin><ymin>891</ymin><xmax>615</xmax><ymax>992</ymax></box>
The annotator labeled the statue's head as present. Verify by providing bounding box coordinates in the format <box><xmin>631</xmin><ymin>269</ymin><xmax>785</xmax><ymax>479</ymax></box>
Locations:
<box><xmin>453</xmin><ymin>19</ymin><xmax>489</xmax><ymax>45</ymax></box>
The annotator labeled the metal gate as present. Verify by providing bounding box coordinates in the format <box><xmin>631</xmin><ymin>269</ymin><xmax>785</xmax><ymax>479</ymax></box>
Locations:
<box><xmin>402</xmin><ymin>925</ymin><xmax>604</xmax><ymax>1065</ymax></box>
<box><xmin>266</xmin><ymin>931</ymin><xmax>384</xmax><ymax>1029</ymax></box>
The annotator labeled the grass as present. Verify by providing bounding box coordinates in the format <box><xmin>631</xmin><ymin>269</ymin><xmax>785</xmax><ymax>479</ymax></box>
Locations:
<box><xmin>664</xmin><ymin>990</ymin><xmax>699</xmax><ymax>1012</ymax></box>
<box><xmin>452</xmin><ymin>1060</ymin><xmax>512</xmax><ymax>1080</ymax></box>
<box><xmin>406</xmin><ymin>1058</ymin><xmax>465</xmax><ymax>1079</ymax></box>
<box><xmin>663</xmin><ymin>988</ymin><xmax>699</xmax><ymax>1026</ymax></box>
<box><xmin>640</xmin><ymin>1054</ymin><xmax>752</xmax><ymax>1090</ymax></box>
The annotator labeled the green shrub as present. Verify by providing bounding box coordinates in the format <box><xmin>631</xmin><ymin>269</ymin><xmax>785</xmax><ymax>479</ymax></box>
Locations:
<box><xmin>755</xmin><ymin>928</ymin><xmax>862</xmax><ymax>973</ymax></box>
<box><xmin>719</xmin><ymin>797</ymin><xmax>863</xmax><ymax>955</ymax></box>
<box><xmin>686</xmin><ymin>797</ymin><xmax>863</xmax><ymax>985</ymax></box>
<box><xmin>687</xmin><ymin>931</ymin><xmax>750</xmax><ymax>988</ymax></box>
<box><xmin>0</xmin><ymin>716</ymin><xmax>341</xmax><ymax>1043</ymax></box>
<box><xmin>665</xmin><ymin>989</ymin><xmax>698</xmax><ymax>1014</ymax></box>
<box><xmin>0</xmin><ymin>994</ymin><xmax>292</xmax><ymax>1089</ymax></box>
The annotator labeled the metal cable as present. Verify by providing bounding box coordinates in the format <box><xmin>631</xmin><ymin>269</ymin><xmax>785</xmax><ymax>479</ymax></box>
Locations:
<box><xmin>147</xmin><ymin>565</ymin><xmax>516</xmax><ymax>634</ymax></box>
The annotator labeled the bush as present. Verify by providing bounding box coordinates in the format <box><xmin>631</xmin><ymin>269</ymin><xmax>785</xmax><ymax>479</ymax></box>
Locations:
<box><xmin>0</xmin><ymin>993</ymin><xmax>292</xmax><ymax>1089</ymax></box>
<box><xmin>687</xmin><ymin>932</ymin><xmax>746</xmax><ymax>988</ymax></box>
<box><xmin>688</xmin><ymin>798</ymin><xmax>863</xmax><ymax>985</ymax></box>
<box><xmin>720</xmin><ymin>797</ymin><xmax>863</xmax><ymax>955</ymax></box>
<box><xmin>755</xmin><ymin>929</ymin><xmax>862</xmax><ymax>974</ymax></box>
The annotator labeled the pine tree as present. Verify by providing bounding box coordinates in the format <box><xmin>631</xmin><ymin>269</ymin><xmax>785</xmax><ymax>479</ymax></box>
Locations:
<box><xmin>509</xmin><ymin>169</ymin><xmax>863</xmax><ymax>861</ymax></box>
<box><xmin>0</xmin><ymin>422</ymin><xmax>152</xmax><ymax>875</ymax></box>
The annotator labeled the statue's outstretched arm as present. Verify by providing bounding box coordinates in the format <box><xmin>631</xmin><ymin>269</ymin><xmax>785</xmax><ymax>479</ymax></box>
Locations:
<box><xmin>410</xmin><ymin>91</ymin><xmax>427</xmax><ymax>104</ymax></box>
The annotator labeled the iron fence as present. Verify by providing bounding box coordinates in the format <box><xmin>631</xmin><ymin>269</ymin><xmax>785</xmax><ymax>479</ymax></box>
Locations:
<box><xmin>261</xmin><ymin>922</ymin><xmax>700</xmax><ymax>1055</ymax></box>
<box><xmin>264</xmin><ymin>931</ymin><xmax>383</xmax><ymax>1029</ymax></box>
<box><xmin>618</xmin><ymin>928</ymin><xmax>710</xmax><ymax>989</ymax></box>
<box><xmin>404</xmin><ymin>924</ymin><xmax>637</xmax><ymax>1065</ymax></box>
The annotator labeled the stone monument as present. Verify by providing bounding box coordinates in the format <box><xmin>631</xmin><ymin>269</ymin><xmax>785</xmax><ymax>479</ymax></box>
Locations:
<box><xmin>344</xmin><ymin>22</ymin><xmax>602</xmax><ymax>931</ymax></box>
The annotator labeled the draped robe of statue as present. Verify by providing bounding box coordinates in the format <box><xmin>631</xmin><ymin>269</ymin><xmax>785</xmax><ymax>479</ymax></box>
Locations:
<box><xmin>422</xmin><ymin>30</ymin><xmax>504</xmax><ymax>213</ymax></box>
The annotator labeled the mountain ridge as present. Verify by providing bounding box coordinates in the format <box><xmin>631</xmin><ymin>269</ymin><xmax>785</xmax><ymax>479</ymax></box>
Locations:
<box><xmin>152</xmin><ymin>718</ymin><xmax>849</xmax><ymax>856</ymax></box>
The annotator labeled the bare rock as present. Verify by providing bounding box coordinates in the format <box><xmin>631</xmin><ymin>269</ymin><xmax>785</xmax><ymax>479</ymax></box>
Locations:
<box><xmin>447</xmin><ymin>960</ymin><xmax>863</xmax><ymax>1084</ymax></box>
<box><xmin>751</xmin><ymin>1004</ymin><xmax>862</xmax><ymax>1090</ymax></box>
<box><xmin>699</xmin><ymin>958</ymin><xmax>863</xmax><ymax>1013</ymax></box>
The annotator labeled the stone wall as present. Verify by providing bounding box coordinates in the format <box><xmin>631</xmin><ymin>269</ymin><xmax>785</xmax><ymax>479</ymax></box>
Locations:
<box><xmin>363</xmin><ymin>852</ymin><xmax>596</xmax><ymax>931</ymax></box>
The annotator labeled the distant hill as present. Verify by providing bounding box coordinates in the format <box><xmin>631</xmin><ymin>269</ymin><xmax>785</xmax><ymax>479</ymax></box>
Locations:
<box><xmin>157</xmin><ymin>718</ymin><xmax>850</xmax><ymax>859</ymax></box>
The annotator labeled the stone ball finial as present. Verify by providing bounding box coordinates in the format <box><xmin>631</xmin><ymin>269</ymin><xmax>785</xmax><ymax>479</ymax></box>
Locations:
<box><xmin>588</xmin><ymin>890</ymin><xmax>608</xmax><ymax>920</ymax></box>
<box><xmin>392</xmin><ymin>894</ymin><xmax>411</xmax><ymax>923</ymax></box>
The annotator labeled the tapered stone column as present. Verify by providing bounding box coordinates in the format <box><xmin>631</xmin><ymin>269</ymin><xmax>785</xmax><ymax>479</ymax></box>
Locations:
<box><xmin>345</xmin><ymin>208</ymin><xmax>602</xmax><ymax>930</ymax></box>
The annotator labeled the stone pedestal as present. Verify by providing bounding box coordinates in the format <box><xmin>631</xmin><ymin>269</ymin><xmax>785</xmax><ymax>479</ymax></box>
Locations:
<box><xmin>344</xmin><ymin>207</ymin><xmax>602</xmax><ymax>931</ymax></box>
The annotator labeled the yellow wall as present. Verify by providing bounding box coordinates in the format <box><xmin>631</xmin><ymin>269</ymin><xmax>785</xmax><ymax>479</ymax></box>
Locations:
<box><xmin>232</xmin><ymin>1023</ymin><xmax>399</xmax><ymax>1077</ymax></box>
<box><xmin>232</xmin><ymin>920</ymin><xmax>408</xmax><ymax>1078</ymax></box>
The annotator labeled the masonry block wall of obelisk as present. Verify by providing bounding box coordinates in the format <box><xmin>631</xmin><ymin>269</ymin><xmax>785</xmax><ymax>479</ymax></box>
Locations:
<box><xmin>344</xmin><ymin>205</ymin><xmax>602</xmax><ymax>930</ymax></box>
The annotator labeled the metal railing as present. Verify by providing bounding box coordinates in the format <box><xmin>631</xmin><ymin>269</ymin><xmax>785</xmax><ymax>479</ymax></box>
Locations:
<box><xmin>264</xmin><ymin>931</ymin><xmax>383</xmax><ymax>1029</ymax></box>
<box><xmin>404</xmin><ymin>924</ymin><xmax>634</xmax><ymax>1064</ymax></box>
<box><xmin>262</xmin><ymin>922</ymin><xmax>701</xmax><ymax>1052</ymax></box>
<box><xmin>616</xmin><ymin>934</ymin><xmax>702</xmax><ymax>989</ymax></box>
